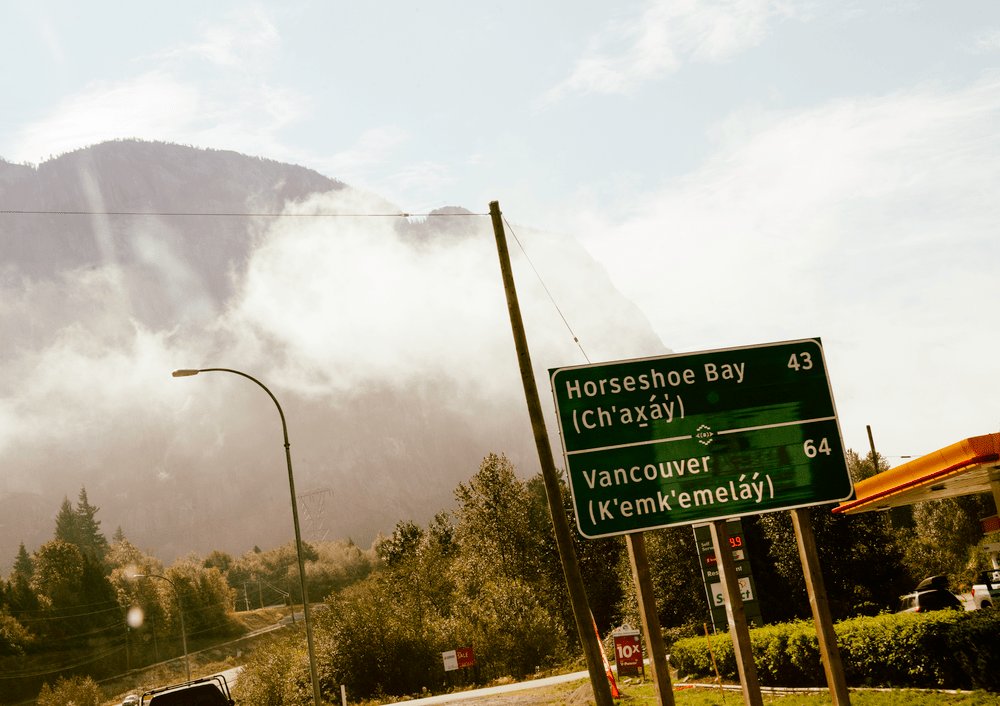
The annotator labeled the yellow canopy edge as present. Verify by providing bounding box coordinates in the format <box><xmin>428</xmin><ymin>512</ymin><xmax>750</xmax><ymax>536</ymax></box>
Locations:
<box><xmin>833</xmin><ymin>432</ymin><xmax>1000</xmax><ymax>515</ymax></box>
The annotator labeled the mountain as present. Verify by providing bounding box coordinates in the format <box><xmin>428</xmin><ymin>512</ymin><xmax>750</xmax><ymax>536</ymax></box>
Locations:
<box><xmin>0</xmin><ymin>139</ymin><xmax>666</xmax><ymax>569</ymax></box>
<box><xmin>0</xmin><ymin>140</ymin><xmax>344</xmax><ymax>325</ymax></box>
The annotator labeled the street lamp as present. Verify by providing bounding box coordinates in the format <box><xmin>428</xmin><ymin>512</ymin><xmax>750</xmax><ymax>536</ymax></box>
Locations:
<box><xmin>172</xmin><ymin>368</ymin><xmax>322</xmax><ymax>706</ymax></box>
<box><xmin>134</xmin><ymin>573</ymin><xmax>189</xmax><ymax>682</ymax></box>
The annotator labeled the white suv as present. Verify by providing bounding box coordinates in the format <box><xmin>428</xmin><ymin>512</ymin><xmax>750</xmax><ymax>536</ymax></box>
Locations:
<box><xmin>971</xmin><ymin>570</ymin><xmax>1000</xmax><ymax>610</ymax></box>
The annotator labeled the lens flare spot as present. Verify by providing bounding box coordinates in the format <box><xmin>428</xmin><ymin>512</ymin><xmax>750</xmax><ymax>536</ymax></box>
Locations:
<box><xmin>127</xmin><ymin>606</ymin><xmax>145</xmax><ymax>628</ymax></box>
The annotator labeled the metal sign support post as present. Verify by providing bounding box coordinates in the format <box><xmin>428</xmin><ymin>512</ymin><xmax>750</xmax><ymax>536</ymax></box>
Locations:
<box><xmin>489</xmin><ymin>201</ymin><xmax>614</xmax><ymax>706</ymax></box>
<box><xmin>625</xmin><ymin>532</ymin><xmax>675</xmax><ymax>706</ymax></box>
<box><xmin>709</xmin><ymin>519</ymin><xmax>763</xmax><ymax>706</ymax></box>
<box><xmin>791</xmin><ymin>508</ymin><xmax>851</xmax><ymax>705</ymax></box>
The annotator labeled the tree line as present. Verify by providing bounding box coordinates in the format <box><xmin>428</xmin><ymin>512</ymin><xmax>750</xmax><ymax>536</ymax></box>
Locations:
<box><xmin>237</xmin><ymin>449</ymin><xmax>999</xmax><ymax>703</ymax></box>
<box><xmin>1</xmin><ymin>449</ymin><xmax>995</xmax><ymax>704</ymax></box>
<box><xmin>0</xmin><ymin>488</ymin><xmax>375</xmax><ymax>703</ymax></box>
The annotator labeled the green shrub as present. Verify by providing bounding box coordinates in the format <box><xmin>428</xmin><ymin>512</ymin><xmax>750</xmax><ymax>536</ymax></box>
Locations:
<box><xmin>36</xmin><ymin>675</ymin><xmax>102</xmax><ymax>706</ymax></box>
<box><xmin>784</xmin><ymin>624</ymin><xmax>824</xmax><ymax>685</ymax></box>
<box><xmin>671</xmin><ymin>627</ymin><xmax>733</xmax><ymax>681</ymax></box>
<box><xmin>948</xmin><ymin>609</ymin><xmax>1000</xmax><ymax>691</ymax></box>
<box><xmin>837</xmin><ymin>612</ymin><xmax>961</xmax><ymax>688</ymax></box>
<box><xmin>751</xmin><ymin>621</ymin><xmax>819</xmax><ymax>686</ymax></box>
<box><xmin>0</xmin><ymin>613</ymin><xmax>31</xmax><ymax>655</ymax></box>
<box><xmin>233</xmin><ymin>633</ymin><xmax>303</xmax><ymax>706</ymax></box>
<box><xmin>670</xmin><ymin>610</ymin><xmax>1000</xmax><ymax>691</ymax></box>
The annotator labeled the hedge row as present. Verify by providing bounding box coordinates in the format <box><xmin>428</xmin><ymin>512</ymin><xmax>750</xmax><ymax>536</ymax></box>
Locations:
<box><xmin>670</xmin><ymin>610</ymin><xmax>1000</xmax><ymax>691</ymax></box>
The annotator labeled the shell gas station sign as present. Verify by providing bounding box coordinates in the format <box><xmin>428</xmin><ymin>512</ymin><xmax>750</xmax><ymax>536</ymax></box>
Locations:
<box><xmin>611</xmin><ymin>627</ymin><xmax>644</xmax><ymax>678</ymax></box>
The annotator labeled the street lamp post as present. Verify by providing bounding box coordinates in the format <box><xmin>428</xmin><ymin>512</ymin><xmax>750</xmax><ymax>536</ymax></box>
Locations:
<box><xmin>134</xmin><ymin>573</ymin><xmax>189</xmax><ymax>682</ymax></box>
<box><xmin>172</xmin><ymin>368</ymin><xmax>322</xmax><ymax>706</ymax></box>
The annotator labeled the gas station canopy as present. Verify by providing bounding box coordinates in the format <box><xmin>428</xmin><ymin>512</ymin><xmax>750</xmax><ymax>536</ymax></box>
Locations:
<box><xmin>834</xmin><ymin>432</ymin><xmax>1000</xmax><ymax>515</ymax></box>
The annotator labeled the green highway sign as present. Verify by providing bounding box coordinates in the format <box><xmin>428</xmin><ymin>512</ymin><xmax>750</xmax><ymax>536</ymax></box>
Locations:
<box><xmin>549</xmin><ymin>338</ymin><xmax>853</xmax><ymax>538</ymax></box>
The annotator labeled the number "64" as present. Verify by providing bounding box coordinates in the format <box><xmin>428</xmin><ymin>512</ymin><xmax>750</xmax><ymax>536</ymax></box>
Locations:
<box><xmin>803</xmin><ymin>438</ymin><xmax>832</xmax><ymax>458</ymax></box>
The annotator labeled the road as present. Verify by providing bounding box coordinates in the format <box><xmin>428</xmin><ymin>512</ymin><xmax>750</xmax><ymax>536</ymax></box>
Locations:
<box><xmin>375</xmin><ymin>670</ymin><xmax>590</xmax><ymax>705</ymax></box>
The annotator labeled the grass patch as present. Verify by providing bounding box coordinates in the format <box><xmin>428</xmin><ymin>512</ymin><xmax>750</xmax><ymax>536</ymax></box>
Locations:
<box><xmin>515</xmin><ymin>676</ymin><xmax>1000</xmax><ymax>705</ymax></box>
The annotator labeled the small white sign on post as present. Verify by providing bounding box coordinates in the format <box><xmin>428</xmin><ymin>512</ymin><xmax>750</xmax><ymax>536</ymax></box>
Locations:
<box><xmin>442</xmin><ymin>650</ymin><xmax>459</xmax><ymax>671</ymax></box>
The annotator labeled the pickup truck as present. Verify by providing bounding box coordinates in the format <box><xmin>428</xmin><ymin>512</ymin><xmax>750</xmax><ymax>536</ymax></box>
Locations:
<box><xmin>140</xmin><ymin>674</ymin><xmax>234</xmax><ymax>705</ymax></box>
<box><xmin>971</xmin><ymin>569</ymin><xmax>1000</xmax><ymax>610</ymax></box>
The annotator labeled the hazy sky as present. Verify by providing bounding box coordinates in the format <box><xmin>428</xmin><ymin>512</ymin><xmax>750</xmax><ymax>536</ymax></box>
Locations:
<box><xmin>3</xmin><ymin>0</ymin><xmax>999</xmax><ymax>463</ymax></box>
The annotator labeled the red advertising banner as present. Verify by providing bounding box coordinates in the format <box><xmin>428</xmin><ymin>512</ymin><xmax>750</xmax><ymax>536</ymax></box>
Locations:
<box><xmin>455</xmin><ymin>646</ymin><xmax>475</xmax><ymax>669</ymax></box>
<box><xmin>612</xmin><ymin>630</ymin><xmax>643</xmax><ymax>678</ymax></box>
<box><xmin>444</xmin><ymin>646</ymin><xmax>476</xmax><ymax>671</ymax></box>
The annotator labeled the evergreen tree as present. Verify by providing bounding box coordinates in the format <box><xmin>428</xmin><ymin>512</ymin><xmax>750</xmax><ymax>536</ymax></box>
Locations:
<box><xmin>6</xmin><ymin>543</ymin><xmax>39</xmax><ymax>617</ymax></box>
<box><xmin>53</xmin><ymin>497</ymin><xmax>79</xmax><ymax>547</ymax></box>
<box><xmin>12</xmin><ymin>542</ymin><xmax>34</xmax><ymax>580</ymax></box>
<box><xmin>74</xmin><ymin>487</ymin><xmax>109</xmax><ymax>564</ymax></box>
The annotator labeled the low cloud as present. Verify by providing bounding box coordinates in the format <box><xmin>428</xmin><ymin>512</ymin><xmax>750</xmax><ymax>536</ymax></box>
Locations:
<box><xmin>969</xmin><ymin>28</ymin><xmax>1000</xmax><ymax>54</ymax></box>
<box><xmin>167</xmin><ymin>5</ymin><xmax>281</xmax><ymax>69</ymax></box>
<box><xmin>4</xmin><ymin>5</ymin><xmax>305</xmax><ymax>167</ymax></box>
<box><xmin>544</xmin><ymin>0</ymin><xmax>800</xmax><ymax>102</ymax></box>
<box><xmin>228</xmin><ymin>188</ymin><xmax>661</xmax><ymax>399</ymax></box>
<box><xmin>8</xmin><ymin>73</ymin><xmax>201</xmax><ymax>164</ymax></box>
<box><xmin>0</xmin><ymin>175</ymin><xmax>665</xmax><ymax>566</ymax></box>
<box><xmin>573</xmin><ymin>76</ymin><xmax>1000</xmax><ymax>456</ymax></box>
<box><xmin>321</xmin><ymin>127</ymin><xmax>412</xmax><ymax>182</ymax></box>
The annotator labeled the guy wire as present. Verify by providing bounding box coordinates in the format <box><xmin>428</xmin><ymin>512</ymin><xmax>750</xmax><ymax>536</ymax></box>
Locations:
<box><xmin>503</xmin><ymin>216</ymin><xmax>590</xmax><ymax>364</ymax></box>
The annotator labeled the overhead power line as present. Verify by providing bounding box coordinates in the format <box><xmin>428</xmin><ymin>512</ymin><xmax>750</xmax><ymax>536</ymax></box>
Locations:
<box><xmin>0</xmin><ymin>644</ymin><xmax>125</xmax><ymax>680</ymax></box>
<box><xmin>2</xmin><ymin>204</ymin><xmax>589</xmax><ymax>361</ymax></box>
<box><xmin>0</xmin><ymin>209</ymin><xmax>488</xmax><ymax>218</ymax></box>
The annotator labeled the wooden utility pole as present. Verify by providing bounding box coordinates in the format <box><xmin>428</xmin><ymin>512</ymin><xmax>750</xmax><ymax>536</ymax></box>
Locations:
<box><xmin>866</xmin><ymin>425</ymin><xmax>879</xmax><ymax>474</ymax></box>
<box><xmin>791</xmin><ymin>508</ymin><xmax>851</xmax><ymax>705</ymax></box>
<box><xmin>710</xmin><ymin>519</ymin><xmax>763</xmax><ymax>706</ymax></box>
<box><xmin>626</xmin><ymin>533</ymin><xmax>675</xmax><ymax>706</ymax></box>
<box><xmin>489</xmin><ymin>201</ymin><xmax>614</xmax><ymax>706</ymax></box>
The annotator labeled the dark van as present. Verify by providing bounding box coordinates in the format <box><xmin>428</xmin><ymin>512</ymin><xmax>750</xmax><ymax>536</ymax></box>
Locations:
<box><xmin>141</xmin><ymin>675</ymin><xmax>234</xmax><ymax>705</ymax></box>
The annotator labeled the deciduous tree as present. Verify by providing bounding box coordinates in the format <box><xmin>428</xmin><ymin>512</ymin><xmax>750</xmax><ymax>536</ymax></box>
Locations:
<box><xmin>755</xmin><ymin>450</ymin><xmax>910</xmax><ymax>618</ymax></box>
<box><xmin>36</xmin><ymin>675</ymin><xmax>101</xmax><ymax>706</ymax></box>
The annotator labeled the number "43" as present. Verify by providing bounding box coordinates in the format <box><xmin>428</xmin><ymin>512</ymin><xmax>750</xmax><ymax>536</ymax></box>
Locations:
<box><xmin>787</xmin><ymin>352</ymin><xmax>813</xmax><ymax>371</ymax></box>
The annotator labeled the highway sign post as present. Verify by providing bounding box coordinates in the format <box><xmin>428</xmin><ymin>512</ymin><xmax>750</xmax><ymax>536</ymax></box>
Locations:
<box><xmin>549</xmin><ymin>338</ymin><xmax>853</xmax><ymax>538</ymax></box>
<box><xmin>551</xmin><ymin>338</ymin><xmax>853</xmax><ymax>706</ymax></box>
